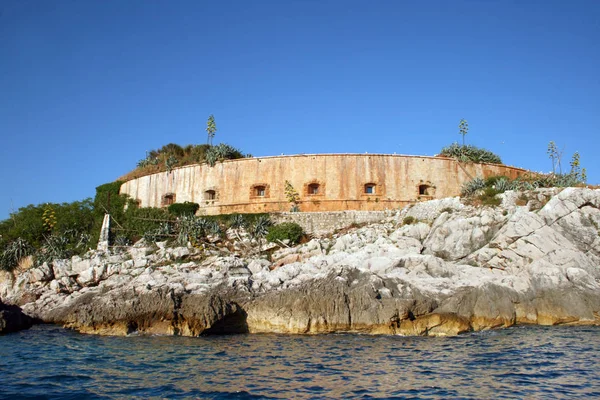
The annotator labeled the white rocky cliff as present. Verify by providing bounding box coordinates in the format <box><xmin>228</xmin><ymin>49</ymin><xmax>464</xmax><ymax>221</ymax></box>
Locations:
<box><xmin>1</xmin><ymin>187</ymin><xmax>599</xmax><ymax>336</ymax></box>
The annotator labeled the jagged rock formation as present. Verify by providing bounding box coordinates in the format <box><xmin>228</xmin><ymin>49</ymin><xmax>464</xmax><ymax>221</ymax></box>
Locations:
<box><xmin>1</xmin><ymin>187</ymin><xmax>599</xmax><ymax>336</ymax></box>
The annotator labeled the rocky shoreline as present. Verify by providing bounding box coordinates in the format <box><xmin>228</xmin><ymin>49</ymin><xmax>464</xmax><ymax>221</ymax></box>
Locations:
<box><xmin>1</xmin><ymin>187</ymin><xmax>599</xmax><ymax>336</ymax></box>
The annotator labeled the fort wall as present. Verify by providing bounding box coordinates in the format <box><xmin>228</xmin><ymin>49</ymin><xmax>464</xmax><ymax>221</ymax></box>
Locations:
<box><xmin>119</xmin><ymin>154</ymin><xmax>527</xmax><ymax>215</ymax></box>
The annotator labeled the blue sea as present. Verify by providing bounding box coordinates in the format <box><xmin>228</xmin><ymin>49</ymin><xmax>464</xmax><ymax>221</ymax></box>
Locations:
<box><xmin>1</xmin><ymin>324</ymin><xmax>599</xmax><ymax>399</ymax></box>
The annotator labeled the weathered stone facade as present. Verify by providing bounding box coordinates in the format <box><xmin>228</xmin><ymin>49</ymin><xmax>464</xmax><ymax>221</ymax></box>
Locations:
<box><xmin>119</xmin><ymin>154</ymin><xmax>527</xmax><ymax>215</ymax></box>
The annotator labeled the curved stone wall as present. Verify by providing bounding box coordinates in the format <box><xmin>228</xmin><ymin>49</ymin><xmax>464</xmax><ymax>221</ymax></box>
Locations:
<box><xmin>119</xmin><ymin>154</ymin><xmax>527</xmax><ymax>214</ymax></box>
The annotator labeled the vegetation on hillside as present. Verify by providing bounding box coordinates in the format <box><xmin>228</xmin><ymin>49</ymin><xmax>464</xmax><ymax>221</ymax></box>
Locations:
<box><xmin>0</xmin><ymin>200</ymin><xmax>96</xmax><ymax>272</ymax></box>
<box><xmin>119</xmin><ymin>115</ymin><xmax>250</xmax><ymax>181</ymax></box>
<box><xmin>460</xmin><ymin>150</ymin><xmax>587</xmax><ymax>206</ymax></box>
<box><xmin>120</xmin><ymin>142</ymin><xmax>248</xmax><ymax>181</ymax></box>
<box><xmin>0</xmin><ymin>180</ymin><xmax>278</xmax><ymax>271</ymax></box>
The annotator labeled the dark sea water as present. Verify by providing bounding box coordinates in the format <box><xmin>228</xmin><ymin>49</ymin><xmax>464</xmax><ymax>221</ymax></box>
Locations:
<box><xmin>1</xmin><ymin>325</ymin><xmax>599</xmax><ymax>399</ymax></box>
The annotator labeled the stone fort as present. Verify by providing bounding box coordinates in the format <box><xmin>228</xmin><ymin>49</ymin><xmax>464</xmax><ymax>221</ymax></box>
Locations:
<box><xmin>119</xmin><ymin>154</ymin><xmax>526</xmax><ymax>215</ymax></box>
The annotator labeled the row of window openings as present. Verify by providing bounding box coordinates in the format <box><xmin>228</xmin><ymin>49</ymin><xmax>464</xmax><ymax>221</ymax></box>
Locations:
<box><xmin>162</xmin><ymin>191</ymin><xmax>217</xmax><ymax>205</ymax></box>
<box><xmin>162</xmin><ymin>184</ymin><xmax>432</xmax><ymax>204</ymax></box>
<box><xmin>252</xmin><ymin>183</ymin><xmax>433</xmax><ymax>196</ymax></box>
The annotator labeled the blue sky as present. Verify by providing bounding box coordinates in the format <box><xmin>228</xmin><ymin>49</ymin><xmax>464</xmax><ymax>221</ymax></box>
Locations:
<box><xmin>1</xmin><ymin>0</ymin><xmax>598</xmax><ymax>219</ymax></box>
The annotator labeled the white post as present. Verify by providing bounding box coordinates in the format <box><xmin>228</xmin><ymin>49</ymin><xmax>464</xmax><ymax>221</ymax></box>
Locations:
<box><xmin>97</xmin><ymin>213</ymin><xmax>110</xmax><ymax>251</ymax></box>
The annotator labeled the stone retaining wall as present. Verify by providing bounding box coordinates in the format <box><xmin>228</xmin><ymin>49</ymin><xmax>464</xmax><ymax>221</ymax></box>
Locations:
<box><xmin>271</xmin><ymin>210</ymin><xmax>394</xmax><ymax>236</ymax></box>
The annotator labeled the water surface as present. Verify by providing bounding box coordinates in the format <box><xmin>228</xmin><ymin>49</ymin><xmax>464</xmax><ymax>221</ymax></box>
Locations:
<box><xmin>1</xmin><ymin>325</ymin><xmax>599</xmax><ymax>399</ymax></box>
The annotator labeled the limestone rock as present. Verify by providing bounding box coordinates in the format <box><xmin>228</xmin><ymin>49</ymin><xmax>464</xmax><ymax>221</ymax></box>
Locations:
<box><xmin>2</xmin><ymin>188</ymin><xmax>600</xmax><ymax>337</ymax></box>
<box><xmin>423</xmin><ymin>208</ymin><xmax>506</xmax><ymax>261</ymax></box>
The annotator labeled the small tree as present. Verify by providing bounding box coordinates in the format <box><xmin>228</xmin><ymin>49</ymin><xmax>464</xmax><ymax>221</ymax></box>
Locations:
<box><xmin>458</xmin><ymin>119</ymin><xmax>469</xmax><ymax>146</ymax></box>
<box><xmin>284</xmin><ymin>181</ymin><xmax>300</xmax><ymax>212</ymax></box>
<box><xmin>206</xmin><ymin>115</ymin><xmax>217</xmax><ymax>146</ymax></box>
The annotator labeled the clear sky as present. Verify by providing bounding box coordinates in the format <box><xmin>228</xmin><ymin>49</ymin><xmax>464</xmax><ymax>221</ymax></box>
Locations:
<box><xmin>1</xmin><ymin>0</ymin><xmax>598</xmax><ymax>219</ymax></box>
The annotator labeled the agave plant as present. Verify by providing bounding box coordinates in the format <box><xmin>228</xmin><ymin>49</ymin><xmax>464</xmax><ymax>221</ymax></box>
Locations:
<box><xmin>9</xmin><ymin>237</ymin><xmax>35</xmax><ymax>262</ymax></box>
<box><xmin>205</xmin><ymin>144</ymin><xmax>244</xmax><ymax>167</ymax></box>
<box><xmin>205</xmin><ymin>150</ymin><xmax>218</xmax><ymax>167</ymax></box>
<box><xmin>494</xmin><ymin>178</ymin><xmax>512</xmax><ymax>193</ymax></box>
<box><xmin>62</xmin><ymin>228</ymin><xmax>91</xmax><ymax>250</ymax></box>
<box><xmin>144</xmin><ymin>222</ymin><xmax>174</xmax><ymax>242</ymax></box>
<box><xmin>114</xmin><ymin>235</ymin><xmax>132</xmax><ymax>247</ymax></box>
<box><xmin>251</xmin><ymin>215</ymin><xmax>272</xmax><ymax>239</ymax></box>
<box><xmin>165</xmin><ymin>155</ymin><xmax>179</xmax><ymax>173</ymax></box>
<box><xmin>206</xmin><ymin>220</ymin><xmax>224</xmax><ymax>238</ymax></box>
<box><xmin>554</xmin><ymin>173</ymin><xmax>581</xmax><ymax>188</ymax></box>
<box><xmin>0</xmin><ymin>238</ymin><xmax>34</xmax><ymax>272</ymax></box>
<box><xmin>461</xmin><ymin>177</ymin><xmax>486</xmax><ymax>197</ymax></box>
<box><xmin>176</xmin><ymin>215</ymin><xmax>207</xmax><ymax>245</ymax></box>
<box><xmin>229</xmin><ymin>214</ymin><xmax>247</xmax><ymax>230</ymax></box>
<box><xmin>439</xmin><ymin>143</ymin><xmax>502</xmax><ymax>164</ymax></box>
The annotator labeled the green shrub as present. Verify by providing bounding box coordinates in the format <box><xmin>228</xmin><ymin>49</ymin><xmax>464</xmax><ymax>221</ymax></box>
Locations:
<box><xmin>122</xmin><ymin>206</ymin><xmax>174</xmax><ymax>242</ymax></box>
<box><xmin>403</xmin><ymin>216</ymin><xmax>416</xmax><ymax>225</ymax></box>
<box><xmin>168</xmin><ymin>202</ymin><xmax>199</xmax><ymax>217</ymax></box>
<box><xmin>0</xmin><ymin>200</ymin><xmax>95</xmax><ymax>250</ymax></box>
<box><xmin>266</xmin><ymin>222</ymin><xmax>304</xmax><ymax>245</ymax></box>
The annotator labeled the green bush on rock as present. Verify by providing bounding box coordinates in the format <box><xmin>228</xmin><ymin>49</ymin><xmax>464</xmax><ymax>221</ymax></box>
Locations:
<box><xmin>402</xmin><ymin>216</ymin><xmax>416</xmax><ymax>225</ymax></box>
<box><xmin>266</xmin><ymin>222</ymin><xmax>304</xmax><ymax>245</ymax></box>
